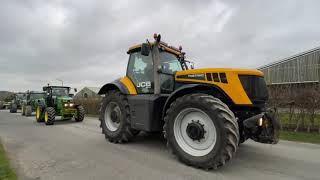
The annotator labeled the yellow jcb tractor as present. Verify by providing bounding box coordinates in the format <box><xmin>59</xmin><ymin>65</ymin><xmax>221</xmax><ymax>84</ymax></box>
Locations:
<box><xmin>98</xmin><ymin>34</ymin><xmax>279</xmax><ymax>169</ymax></box>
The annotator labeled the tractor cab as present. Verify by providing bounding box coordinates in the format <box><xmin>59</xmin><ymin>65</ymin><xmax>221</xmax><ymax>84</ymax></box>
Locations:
<box><xmin>14</xmin><ymin>93</ymin><xmax>26</xmax><ymax>102</ymax></box>
<box><xmin>126</xmin><ymin>37</ymin><xmax>190</xmax><ymax>94</ymax></box>
<box><xmin>26</xmin><ymin>91</ymin><xmax>45</xmax><ymax>102</ymax></box>
<box><xmin>43</xmin><ymin>86</ymin><xmax>73</xmax><ymax>107</ymax></box>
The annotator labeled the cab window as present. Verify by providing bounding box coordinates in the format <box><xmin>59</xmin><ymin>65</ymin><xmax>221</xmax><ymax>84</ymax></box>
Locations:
<box><xmin>127</xmin><ymin>52</ymin><xmax>154</xmax><ymax>94</ymax></box>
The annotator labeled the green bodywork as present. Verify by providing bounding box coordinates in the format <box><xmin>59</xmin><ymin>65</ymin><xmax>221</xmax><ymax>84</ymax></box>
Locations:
<box><xmin>22</xmin><ymin>91</ymin><xmax>46</xmax><ymax>111</ymax></box>
<box><xmin>43</xmin><ymin>86</ymin><xmax>79</xmax><ymax>119</ymax></box>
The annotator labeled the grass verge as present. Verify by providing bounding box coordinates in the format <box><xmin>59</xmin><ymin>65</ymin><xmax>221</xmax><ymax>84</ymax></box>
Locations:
<box><xmin>280</xmin><ymin>131</ymin><xmax>320</xmax><ymax>144</ymax></box>
<box><xmin>0</xmin><ymin>141</ymin><xmax>16</xmax><ymax>180</ymax></box>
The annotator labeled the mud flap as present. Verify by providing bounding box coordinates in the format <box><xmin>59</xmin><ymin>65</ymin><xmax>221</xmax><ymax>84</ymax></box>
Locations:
<box><xmin>243</xmin><ymin>109</ymin><xmax>280</xmax><ymax>144</ymax></box>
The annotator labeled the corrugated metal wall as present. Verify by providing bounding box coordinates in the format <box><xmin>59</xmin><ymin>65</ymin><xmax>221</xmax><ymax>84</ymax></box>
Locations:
<box><xmin>259</xmin><ymin>48</ymin><xmax>320</xmax><ymax>84</ymax></box>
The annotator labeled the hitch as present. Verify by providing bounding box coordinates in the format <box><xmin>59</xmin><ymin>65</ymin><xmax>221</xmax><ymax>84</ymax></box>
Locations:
<box><xmin>243</xmin><ymin>109</ymin><xmax>280</xmax><ymax>144</ymax></box>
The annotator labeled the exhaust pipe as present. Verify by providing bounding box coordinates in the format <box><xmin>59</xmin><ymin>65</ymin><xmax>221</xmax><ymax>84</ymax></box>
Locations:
<box><xmin>243</xmin><ymin>109</ymin><xmax>280</xmax><ymax>144</ymax></box>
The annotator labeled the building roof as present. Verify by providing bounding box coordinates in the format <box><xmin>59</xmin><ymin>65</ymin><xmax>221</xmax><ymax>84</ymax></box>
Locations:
<box><xmin>258</xmin><ymin>46</ymin><xmax>320</xmax><ymax>70</ymax></box>
<box><xmin>85</xmin><ymin>87</ymin><xmax>100</xmax><ymax>94</ymax></box>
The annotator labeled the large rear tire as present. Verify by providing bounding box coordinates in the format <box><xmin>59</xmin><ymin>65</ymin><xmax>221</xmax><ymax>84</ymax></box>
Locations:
<box><xmin>100</xmin><ymin>90</ymin><xmax>135</xmax><ymax>143</ymax></box>
<box><xmin>44</xmin><ymin>107</ymin><xmax>55</xmax><ymax>125</ymax></box>
<box><xmin>164</xmin><ymin>94</ymin><xmax>239</xmax><ymax>170</ymax></box>
<box><xmin>75</xmin><ymin>105</ymin><xmax>85</xmax><ymax>122</ymax></box>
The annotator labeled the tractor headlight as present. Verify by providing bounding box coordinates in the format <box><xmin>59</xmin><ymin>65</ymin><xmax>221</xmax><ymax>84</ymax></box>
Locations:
<box><xmin>69</xmin><ymin>103</ymin><xmax>74</xmax><ymax>107</ymax></box>
<box><xmin>64</xmin><ymin>104</ymin><xmax>68</xmax><ymax>107</ymax></box>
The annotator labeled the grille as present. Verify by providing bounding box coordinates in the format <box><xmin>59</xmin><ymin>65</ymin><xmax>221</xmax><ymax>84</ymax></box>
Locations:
<box><xmin>239</xmin><ymin>75</ymin><xmax>268</xmax><ymax>104</ymax></box>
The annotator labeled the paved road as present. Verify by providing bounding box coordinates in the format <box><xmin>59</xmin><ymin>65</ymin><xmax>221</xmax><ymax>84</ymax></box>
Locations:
<box><xmin>0</xmin><ymin>110</ymin><xmax>319</xmax><ymax>180</ymax></box>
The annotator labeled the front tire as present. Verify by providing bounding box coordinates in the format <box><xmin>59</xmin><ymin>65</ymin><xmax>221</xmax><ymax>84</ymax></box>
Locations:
<box><xmin>75</xmin><ymin>105</ymin><xmax>85</xmax><ymax>122</ymax></box>
<box><xmin>21</xmin><ymin>105</ymin><xmax>25</xmax><ymax>115</ymax></box>
<box><xmin>10</xmin><ymin>104</ymin><xmax>17</xmax><ymax>113</ymax></box>
<box><xmin>25</xmin><ymin>105</ymin><xmax>32</xmax><ymax>116</ymax></box>
<box><xmin>100</xmin><ymin>90</ymin><xmax>135</xmax><ymax>143</ymax></box>
<box><xmin>164</xmin><ymin>94</ymin><xmax>239</xmax><ymax>169</ymax></box>
<box><xmin>44</xmin><ymin>107</ymin><xmax>55</xmax><ymax>125</ymax></box>
<box><xmin>36</xmin><ymin>105</ymin><xmax>44</xmax><ymax>122</ymax></box>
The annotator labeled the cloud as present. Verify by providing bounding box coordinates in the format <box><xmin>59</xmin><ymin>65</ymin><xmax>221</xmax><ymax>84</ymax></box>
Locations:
<box><xmin>0</xmin><ymin>0</ymin><xmax>319</xmax><ymax>91</ymax></box>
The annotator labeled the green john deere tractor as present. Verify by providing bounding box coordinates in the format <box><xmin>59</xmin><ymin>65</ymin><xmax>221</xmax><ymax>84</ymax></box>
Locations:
<box><xmin>9</xmin><ymin>92</ymin><xmax>25</xmax><ymax>113</ymax></box>
<box><xmin>35</xmin><ymin>85</ymin><xmax>85</xmax><ymax>125</ymax></box>
<box><xmin>21</xmin><ymin>91</ymin><xmax>46</xmax><ymax>116</ymax></box>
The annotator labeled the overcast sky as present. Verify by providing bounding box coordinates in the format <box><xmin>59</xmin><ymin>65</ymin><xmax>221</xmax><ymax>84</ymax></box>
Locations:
<box><xmin>1</xmin><ymin>0</ymin><xmax>320</xmax><ymax>91</ymax></box>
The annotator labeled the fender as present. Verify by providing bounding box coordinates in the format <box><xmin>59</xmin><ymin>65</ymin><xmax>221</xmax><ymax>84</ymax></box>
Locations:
<box><xmin>98</xmin><ymin>79</ymin><xmax>129</xmax><ymax>95</ymax></box>
<box><xmin>162</xmin><ymin>84</ymin><xmax>233</xmax><ymax>120</ymax></box>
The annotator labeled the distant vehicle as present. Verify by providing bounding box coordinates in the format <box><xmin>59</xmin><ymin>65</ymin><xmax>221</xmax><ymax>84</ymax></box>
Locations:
<box><xmin>2</xmin><ymin>101</ymin><xmax>11</xmax><ymax>109</ymax></box>
<box><xmin>21</xmin><ymin>91</ymin><xmax>46</xmax><ymax>116</ymax></box>
<box><xmin>0</xmin><ymin>101</ymin><xmax>5</xmax><ymax>109</ymax></box>
<box><xmin>35</xmin><ymin>85</ymin><xmax>85</xmax><ymax>125</ymax></box>
<box><xmin>9</xmin><ymin>92</ymin><xmax>26</xmax><ymax>113</ymax></box>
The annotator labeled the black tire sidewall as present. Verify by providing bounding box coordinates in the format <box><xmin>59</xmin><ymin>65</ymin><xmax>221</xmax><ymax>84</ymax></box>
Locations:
<box><xmin>75</xmin><ymin>105</ymin><xmax>85</xmax><ymax>122</ymax></box>
<box><xmin>101</xmin><ymin>92</ymin><xmax>128</xmax><ymax>139</ymax></box>
<box><xmin>166</xmin><ymin>97</ymin><xmax>227</xmax><ymax>164</ymax></box>
<box><xmin>45</xmin><ymin>107</ymin><xmax>55</xmax><ymax>125</ymax></box>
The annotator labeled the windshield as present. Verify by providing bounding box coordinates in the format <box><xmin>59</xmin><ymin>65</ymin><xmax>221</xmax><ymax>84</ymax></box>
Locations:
<box><xmin>51</xmin><ymin>87</ymin><xmax>69</xmax><ymax>96</ymax></box>
<box><xmin>160</xmin><ymin>51</ymin><xmax>182</xmax><ymax>73</ymax></box>
<box><xmin>30</xmin><ymin>93</ymin><xmax>45</xmax><ymax>99</ymax></box>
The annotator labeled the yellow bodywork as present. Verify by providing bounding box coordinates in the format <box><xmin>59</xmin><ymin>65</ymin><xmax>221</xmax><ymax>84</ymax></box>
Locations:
<box><xmin>120</xmin><ymin>76</ymin><xmax>137</xmax><ymax>95</ymax></box>
<box><xmin>124</xmin><ymin>42</ymin><xmax>264</xmax><ymax>105</ymax></box>
<box><xmin>175</xmin><ymin>68</ymin><xmax>263</xmax><ymax>105</ymax></box>
<box><xmin>119</xmin><ymin>68</ymin><xmax>263</xmax><ymax>105</ymax></box>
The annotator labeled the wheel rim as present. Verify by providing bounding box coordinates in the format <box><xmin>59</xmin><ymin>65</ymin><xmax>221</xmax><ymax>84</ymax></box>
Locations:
<box><xmin>36</xmin><ymin>107</ymin><xmax>40</xmax><ymax>119</ymax></box>
<box><xmin>173</xmin><ymin>108</ymin><xmax>217</xmax><ymax>157</ymax></box>
<box><xmin>104</xmin><ymin>102</ymin><xmax>121</xmax><ymax>131</ymax></box>
<box><xmin>44</xmin><ymin>111</ymin><xmax>48</xmax><ymax>122</ymax></box>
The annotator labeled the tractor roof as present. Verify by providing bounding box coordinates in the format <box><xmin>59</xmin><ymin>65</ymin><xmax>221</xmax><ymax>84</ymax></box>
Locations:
<box><xmin>44</xmin><ymin>86</ymin><xmax>70</xmax><ymax>88</ymax></box>
<box><xmin>28</xmin><ymin>91</ymin><xmax>45</xmax><ymax>94</ymax></box>
<box><xmin>127</xmin><ymin>41</ymin><xmax>182</xmax><ymax>56</ymax></box>
<box><xmin>15</xmin><ymin>92</ymin><xmax>25</xmax><ymax>95</ymax></box>
<box><xmin>43</xmin><ymin>86</ymin><xmax>70</xmax><ymax>91</ymax></box>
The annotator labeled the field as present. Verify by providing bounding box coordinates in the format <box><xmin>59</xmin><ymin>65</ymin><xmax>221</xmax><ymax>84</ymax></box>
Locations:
<box><xmin>280</xmin><ymin>131</ymin><xmax>320</xmax><ymax>144</ymax></box>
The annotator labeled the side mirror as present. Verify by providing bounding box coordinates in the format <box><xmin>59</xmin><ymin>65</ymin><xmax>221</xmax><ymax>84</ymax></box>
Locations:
<box><xmin>74</xmin><ymin>88</ymin><xmax>77</xmax><ymax>92</ymax></box>
<box><xmin>141</xmin><ymin>43</ymin><xmax>150</xmax><ymax>56</ymax></box>
<box><xmin>157</xmin><ymin>65</ymin><xmax>163</xmax><ymax>73</ymax></box>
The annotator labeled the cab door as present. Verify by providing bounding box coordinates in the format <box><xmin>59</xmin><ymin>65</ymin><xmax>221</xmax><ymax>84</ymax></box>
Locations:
<box><xmin>126</xmin><ymin>51</ymin><xmax>154</xmax><ymax>94</ymax></box>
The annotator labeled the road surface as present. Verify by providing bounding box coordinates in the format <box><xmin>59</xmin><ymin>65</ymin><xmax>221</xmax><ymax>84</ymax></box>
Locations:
<box><xmin>0</xmin><ymin>110</ymin><xmax>319</xmax><ymax>180</ymax></box>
